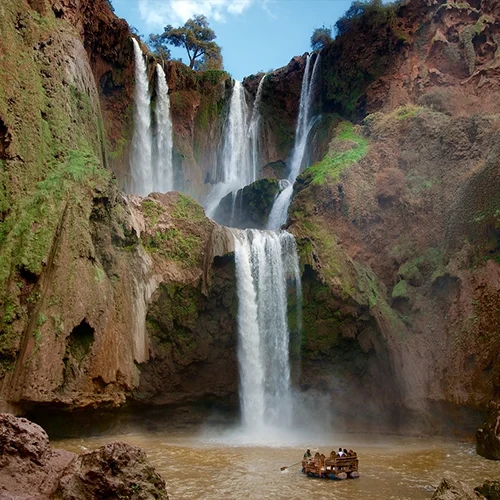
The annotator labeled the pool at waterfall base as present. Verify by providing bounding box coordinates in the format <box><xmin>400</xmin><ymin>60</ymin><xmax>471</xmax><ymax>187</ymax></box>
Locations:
<box><xmin>53</xmin><ymin>429</ymin><xmax>500</xmax><ymax>500</ymax></box>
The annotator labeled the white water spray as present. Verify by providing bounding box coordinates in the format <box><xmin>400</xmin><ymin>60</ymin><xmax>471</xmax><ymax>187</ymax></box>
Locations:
<box><xmin>130</xmin><ymin>38</ymin><xmax>153</xmax><ymax>196</ymax></box>
<box><xmin>154</xmin><ymin>64</ymin><xmax>174</xmax><ymax>192</ymax></box>
<box><xmin>232</xmin><ymin>229</ymin><xmax>302</xmax><ymax>437</ymax></box>
<box><xmin>267</xmin><ymin>54</ymin><xmax>321</xmax><ymax>230</ymax></box>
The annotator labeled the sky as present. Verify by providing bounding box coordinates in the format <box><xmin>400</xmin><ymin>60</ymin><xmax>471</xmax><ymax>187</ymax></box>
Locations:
<box><xmin>111</xmin><ymin>0</ymin><xmax>355</xmax><ymax>80</ymax></box>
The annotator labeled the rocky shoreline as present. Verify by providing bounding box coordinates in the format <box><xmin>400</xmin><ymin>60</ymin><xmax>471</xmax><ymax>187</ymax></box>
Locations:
<box><xmin>0</xmin><ymin>413</ymin><xmax>168</xmax><ymax>499</ymax></box>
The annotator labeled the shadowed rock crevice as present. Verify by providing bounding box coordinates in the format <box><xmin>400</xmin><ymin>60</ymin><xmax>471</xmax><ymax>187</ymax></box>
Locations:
<box><xmin>62</xmin><ymin>319</ymin><xmax>95</xmax><ymax>387</ymax></box>
<box><xmin>0</xmin><ymin>117</ymin><xmax>11</xmax><ymax>160</ymax></box>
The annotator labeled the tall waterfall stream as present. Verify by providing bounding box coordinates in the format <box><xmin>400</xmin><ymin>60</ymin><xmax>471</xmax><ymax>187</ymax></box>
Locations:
<box><xmin>130</xmin><ymin>40</ymin><xmax>174</xmax><ymax>196</ymax></box>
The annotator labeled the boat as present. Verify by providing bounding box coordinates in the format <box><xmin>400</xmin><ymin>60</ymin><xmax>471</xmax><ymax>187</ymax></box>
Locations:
<box><xmin>301</xmin><ymin>451</ymin><xmax>360</xmax><ymax>480</ymax></box>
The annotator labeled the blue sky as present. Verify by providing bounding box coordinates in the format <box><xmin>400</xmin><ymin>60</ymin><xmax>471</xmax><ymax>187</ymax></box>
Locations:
<box><xmin>111</xmin><ymin>0</ymin><xmax>355</xmax><ymax>80</ymax></box>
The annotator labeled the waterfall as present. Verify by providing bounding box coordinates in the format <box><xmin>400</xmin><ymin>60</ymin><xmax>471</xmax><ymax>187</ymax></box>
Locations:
<box><xmin>232</xmin><ymin>229</ymin><xmax>302</xmax><ymax>434</ymax></box>
<box><xmin>267</xmin><ymin>180</ymin><xmax>293</xmax><ymax>231</ymax></box>
<box><xmin>267</xmin><ymin>54</ymin><xmax>321</xmax><ymax>230</ymax></box>
<box><xmin>154</xmin><ymin>64</ymin><xmax>174</xmax><ymax>192</ymax></box>
<box><xmin>130</xmin><ymin>38</ymin><xmax>153</xmax><ymax>196</ymax></box>
<box><xmin>222</xmin><ymin>80</ymin><xmax>251</xmax><ymax>185</ymax></box>
<box><xmin>206</xmin><ymin>78</ymin><xmax>266</xmax><ymax>218</ymax></box>
<box><xmin>248</xmin><ymin>74</ymin><xmax>266</xmax><ymax>184</ymax></box>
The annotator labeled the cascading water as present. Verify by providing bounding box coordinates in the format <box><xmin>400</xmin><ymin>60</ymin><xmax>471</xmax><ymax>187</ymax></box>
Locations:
<box><xmin>267</xmin><ymin>54</ymin><xmax>321</xmax><ymax>230</ymax></box>
<box><xmin>248</xmin><ymin>74</ymin><xmax>266</xmax><ymax>184</ymax></box>
<box><xmin>205</xmin><ymin>80</ymin><xmax>252</xmax><ymax>217</ymax></box>
<box><xmin>130</xmin><ymin>38</ymin><xmax>153</xmax><ymax>196</ymax></box>
<box><xmin>232</xmin><ymin>229</ymin><xmax>302</xmax><ymax>438</ymax></box>
<box><xmin>154</xmin><ymin>64</ymin><xmax>174</xmax><ymax>193</ymax></box>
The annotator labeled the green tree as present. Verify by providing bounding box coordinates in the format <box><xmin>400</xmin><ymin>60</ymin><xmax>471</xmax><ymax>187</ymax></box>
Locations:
<box><xmin>311</xmin><ymin>25</ymin><xmax>333</xmax><ymax>51</ymax></box>
<box><xmin>150</xmin><ymin>15</ymin><xmax>222</xmax><ymax>70</ymax></box>
<box><xmin>149</xmin><ymin>35</ymin><xmax>171</xmax><ymax>63</ymax></box>
<box><xmin>335</xmin><ymin>0</ymin><xmax>392</xmax><ymax>37</ymax></box>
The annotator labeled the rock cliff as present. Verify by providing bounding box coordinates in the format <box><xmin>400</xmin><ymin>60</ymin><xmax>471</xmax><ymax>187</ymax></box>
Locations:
<box><xmin>0</xmin><ymin>0</ymin><xmax>499</xmax><ymax>440</ymax></box>
<box><xmin>0</xmin><ymin>0</ymin><xmax>237</xmax><ymax>422</ymax></box>
<box><xmin>285</xmin><ymin>0</ymin><xmax>500</xmax><ymax>430</ymax></box>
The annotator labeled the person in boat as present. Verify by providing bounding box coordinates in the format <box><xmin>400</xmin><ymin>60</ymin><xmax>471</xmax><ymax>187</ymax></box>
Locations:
<box><xmin>303</xmin><ymin>448</ymin><xmax>311</xmax><ymax>459</ymax></box>
<box><xmin>338</xmin><ymin>447</ymin><xmax>344</xmax><ymax>457</ymax></box>
<box><xmin>343</xmin><ymin>448</ymin><xmax>348</xmax><ymax>456</ymax></box>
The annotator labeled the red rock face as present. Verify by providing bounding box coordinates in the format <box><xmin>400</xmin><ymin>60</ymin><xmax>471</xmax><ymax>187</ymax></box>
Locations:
<box><xmin>366</xmin><ymin>0</ymin><xmax>500</xmax><ymax>117</ymax></box>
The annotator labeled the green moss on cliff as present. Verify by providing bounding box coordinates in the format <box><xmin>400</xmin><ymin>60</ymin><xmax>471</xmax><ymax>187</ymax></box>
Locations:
<box><xmin>144</xmin><ymin>229</ymin><xmax>202</xmax><ymax>267</ymax></box>
<box><xmin>293</xmin><ymin>219</ymin><xmax>379</xmax><ymax>309</ymax></box>
<box><xmin>392</xmin><ymin>280</ymin><xmax>410</xmax><ymax>300</ymax></box>
<box><xmin>300</xmin><ymin>122</ymin><xmax>368</xmax><ymax>185</ymax></box>
<box><xmin>171</xmin><ymin>193</ymin><xmax>205</xmax><ymax>222</ymax></box>
<box><xmin>1</xmin><ymin>148</ymin><xmax>108</xmax><ymax>280</ymax></box>
<box><xmin>0</xmin><ymin>2</ymin><xmax>111</xmax><ymax>374</ymax></box>
<box><xmin>147</xmin><ymin>282</ymin><xmax>200</xmax><ymax>358</ymax></box>
<box><xmin>142</xmin><ymin>200</ymin><xmax>165</xmax><ymax>226</ymax></box>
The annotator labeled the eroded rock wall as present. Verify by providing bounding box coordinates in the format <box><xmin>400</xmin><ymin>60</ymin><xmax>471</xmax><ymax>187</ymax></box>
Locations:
<box><xmin>289</xmin><ymin>107</ymin><xmax>500</xmax><ymax>431</ymax></box>
<box><xmin>0</xmin><ymin>1</ymin><xmax>238</xmax><ymax>418</ymax></box>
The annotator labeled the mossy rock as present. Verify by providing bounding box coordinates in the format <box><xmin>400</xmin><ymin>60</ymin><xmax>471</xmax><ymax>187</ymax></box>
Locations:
<box><xmin>392</xmin><ymin>280</ymin><xmax>410</xmax><ymax>301</ymax></box>
<box><xmin>213</xmin><ymin>178</ymin><xmax>280</xmax><ymax>229</ymax></box>
<box><xmin>297</xmin><ymin>122</ymin><xmax>369</xmax><ymax>187</ymax></box>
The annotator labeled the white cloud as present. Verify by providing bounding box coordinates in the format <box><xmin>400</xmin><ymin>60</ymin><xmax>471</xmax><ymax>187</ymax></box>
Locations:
<box><xmin>138</xmin><ymin>0</ymin><xmax>257</xmax><ymax>28</ymax></box>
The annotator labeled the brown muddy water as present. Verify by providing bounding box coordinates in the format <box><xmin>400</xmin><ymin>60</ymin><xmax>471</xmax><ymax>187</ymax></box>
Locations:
<box><xmin>53</xmin><ymin>430</ymin><xmax>500</xmax><ymax>499</ymax></box>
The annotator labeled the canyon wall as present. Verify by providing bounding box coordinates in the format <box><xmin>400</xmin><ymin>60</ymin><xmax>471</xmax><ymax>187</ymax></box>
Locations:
<box><xmin>285</xmin><ymin>0</ymin><xmax>500</xmax><ymax>430</ymax></box>
<box><xmin>0</xmin><ymin>0</ymin><xmax>238</xmax><ymax>421</ymax></box>
<box><xmin>0</xmin><ymin>0</ymin><xmax>499</xmax><ymax>435</ymax></box>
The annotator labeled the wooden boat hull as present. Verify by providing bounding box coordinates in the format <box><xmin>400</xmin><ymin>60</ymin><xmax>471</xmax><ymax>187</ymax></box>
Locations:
<box><xmin>301</xmin><ymin>456</ymin><xmax>360</xmax><ymax>480</ymax></box>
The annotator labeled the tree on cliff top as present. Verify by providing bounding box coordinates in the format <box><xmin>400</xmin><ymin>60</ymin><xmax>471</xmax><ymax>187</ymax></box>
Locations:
<box><xmin>335</xmin><ymin>0</ymin><xmax>395</xmax><ymax>37</ymax></box>
<box><xmin>150</xmin><ymin>15</ymin><xmax>222</xmax><ymax>70</ymax></box>
<box><xmin>311</xmin><ymin>26</ymin><xmax>333</xmax><ymax>51</ymax></box>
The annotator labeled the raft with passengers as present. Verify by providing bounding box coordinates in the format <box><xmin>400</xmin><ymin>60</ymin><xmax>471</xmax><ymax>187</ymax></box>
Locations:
<box><xmin>301</xmin><ymin>448</ymin><xmax>360</xmax><ymax>480</ymax></box>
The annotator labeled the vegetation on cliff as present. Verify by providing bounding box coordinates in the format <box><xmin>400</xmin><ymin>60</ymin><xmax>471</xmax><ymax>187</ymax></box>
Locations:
<box><xmin>0</xmin><ymin>2</ymin><xmax>112</xmax><ymax>376</ymax></box>
<box><xmin>315</xmin><ymin>0</ymin><xmax>404</xmax><ymax>118</ymax></box>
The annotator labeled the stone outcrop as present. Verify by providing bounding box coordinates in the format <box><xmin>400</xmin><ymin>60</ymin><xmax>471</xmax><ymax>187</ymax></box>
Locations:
<box><xmin>214</xmin><ymin>178</ymin><xmax>281</xmax><ymax>229</ymax></box>
<box><xmin>0</xmin><ymin>413</ymin><xmax>167</xmax><ymax>499</ymax></box>
<box><xmin>475</xmin><ymin>481</ymin><xmax>500</xmax><ymax>500</ymax></box>
<box><xmin>432</xmin><ymin>476</ymin><xmax>485</xmax><ymax>500</ymax></box>
<box><xmin>476</xmin><ymin>404</ymin><xmax>500</xmax><ymax>460</ymax></box>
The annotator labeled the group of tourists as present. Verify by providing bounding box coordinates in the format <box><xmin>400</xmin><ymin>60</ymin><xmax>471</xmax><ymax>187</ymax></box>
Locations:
<box><xmin>303</xmin><ymin>447</ymin><xmax>357</xmax><ymax>460</ymax></box>
<box><xmin>335</xmin><ymin>447</ymin><xmax>356</xmax><ymax>457</ymax></box>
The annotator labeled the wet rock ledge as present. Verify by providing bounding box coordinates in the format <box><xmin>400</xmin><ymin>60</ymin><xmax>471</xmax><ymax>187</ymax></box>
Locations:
<box><xmin>0</xmin><ymin>413</ymin><xmax>168</xmax><ymax>499</ymax></box>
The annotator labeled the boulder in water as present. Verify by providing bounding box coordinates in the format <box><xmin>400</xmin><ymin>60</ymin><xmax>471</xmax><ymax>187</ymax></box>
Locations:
<box><xmin>476</xmin><ymin>404</ymin><xmax>500</xmax><ymax>460</ymax></box>
<box><xmin>0</xmin><ymin>413</ymin><xmax>168</xmax><ymax>499</ymax></box>
<box><xmin>475</xmin><ymin>481</ymin><xmax>500</xmax><ymax>500</ymax></box>
<box><xmin>56</xmin><ymin>441</ymin><xmax>168</xmax><ymax>499</ymax></box>
<box><xmin>0</xmin><ymin>413</ymin><xmax>76</xmax><ymax>498</ymax></box>
<box><xmin>431</xmin><ymin>476</ymin><xmax>485</xmax><ymax>499</ymax></box>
